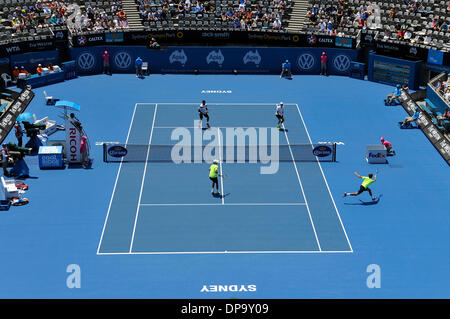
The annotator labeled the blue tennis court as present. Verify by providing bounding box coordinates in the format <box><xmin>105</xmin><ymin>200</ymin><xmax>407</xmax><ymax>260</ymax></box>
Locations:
<box><xmin>98</xmin><ymin>102</ymin><xmax>351</xmax><ymax>254</ymax></box>
<box><xmin>1</xmin><ymin>74</ymin><xmax>449</xmax><ymax>299</ymax></box>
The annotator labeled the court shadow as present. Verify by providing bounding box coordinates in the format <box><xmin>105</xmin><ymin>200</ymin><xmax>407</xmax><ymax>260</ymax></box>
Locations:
<box><xmin>398</xmin><ymin>122</ymin><xmax>419</xmax><ymax>129</ymax></box>
<box><xmin>13</xmin><ymin>175</ymin><xmax>38</xmax><ymax>180</ymax></box>
<box><xmin>67</xmin><ymin>159</ymin><xmax>94</xmax><ymax>170</ymax></box>
<box><xmin>344</xmin><ymin>194</ymin><xmax>383</xmax><ymax>206</ymax></box>
<box><xmin>212</xmin><ymin>192</ymin><xmax>231</xmax><ymax>199</ymax></box>
<box><xmin>279</xmin><ymin>128</ymin><xmax>288</xmax><ymax>132</ymax></box>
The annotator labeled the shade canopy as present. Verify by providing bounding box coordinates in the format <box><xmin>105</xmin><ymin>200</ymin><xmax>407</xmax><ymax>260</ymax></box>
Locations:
<box><xmin>55</xmin><ymin>100</ymin><xmax>80</xmax><ymax>112</ymax></box>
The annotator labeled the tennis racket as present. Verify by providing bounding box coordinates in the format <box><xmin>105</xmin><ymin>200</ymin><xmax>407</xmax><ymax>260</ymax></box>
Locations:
<box><xmin>219</xmin><ymin>173</ymin><xmax>228</xmax><ymax>179</ymax></box>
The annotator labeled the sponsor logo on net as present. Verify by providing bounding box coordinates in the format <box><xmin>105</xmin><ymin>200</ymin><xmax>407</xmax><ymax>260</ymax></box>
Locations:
<box><xmin>108</xmin><ymin>145</ymin><xmax>128</xmax><ymax>158</ymax></box>
<box><xmin>313</xmin><ymin>145</ymin><xmax>332</xmax><ymax>157</ymax></box>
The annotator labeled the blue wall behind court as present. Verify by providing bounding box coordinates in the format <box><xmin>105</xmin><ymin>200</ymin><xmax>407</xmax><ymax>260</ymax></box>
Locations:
<box><xmin>9</xmin><ymin>50</ymin><xmax>60</xmax><ymax>71</ymax></box>
<box><xmin>70</xmin><ymin>46</ymin><xmax>361</xmax><ymax>76</ymax></box>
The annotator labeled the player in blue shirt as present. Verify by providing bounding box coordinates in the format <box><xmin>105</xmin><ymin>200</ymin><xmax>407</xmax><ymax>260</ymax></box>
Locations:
<box><xmin>401</xmin><ymin>106</ymin><xmax>420</xmax><ymax>127</ymax></box>
<box><xmin>280</xmin><ymin>59</ymin><xmax>292</xmax><ymax>79</ymax></box>
<box><xmin>386</xmin><ymin>84</ymin><xmax>402</xmax><ymax>104</ymax></box>
<box><xmin>135</xmin><ymin>57</ymin><xmax>143</xmax><ymax>78</ymax></box>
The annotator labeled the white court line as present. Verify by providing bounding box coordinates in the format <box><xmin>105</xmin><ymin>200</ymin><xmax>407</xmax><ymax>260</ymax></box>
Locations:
<box><xmin>217</xmin><ymin>127</ymin><xmax>225</xmax><ymax>205</ymax></box>
<box><xmin>295</xmin><ymin>104</ymin><xmax>353</xmax><ymax>253</ymax></box>
<box><xmin>97</xmin><ymin>103</ymin><xmax>139</xmax><ymax>255</ymax></box>
<box><xmin>98</xmin><ymin>250</ymin><xmax>352</xmax><ymax>256</ymax></box>
<box><xmin>137</xmin><ymin>103</ymin><xmax>297</xmax><ymax>106</ymax></box>
<box><xmin>129</xmin><ymin>104</ymin><xmax>158</xmax><ymax>253</ymax></box>
<box><xmin>153</xmin><ymin>126</ymin><xmax>278</xmax><ymax>129</ymax></box>
<box><xmin>282</xmin><ymin>123</ymin><xmax>322</xmax><ymax>252</ymax></box>
<box><xmin>139</xmin><ymin>203</ymin><xmax>307</xmax><ymax>206</ymax></box>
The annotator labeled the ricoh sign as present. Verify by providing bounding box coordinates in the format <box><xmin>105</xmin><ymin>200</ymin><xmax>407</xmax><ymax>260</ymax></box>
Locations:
<box><xmin>65</xmin><ymin>120</ymin><xmax>81</xmax><ymax>163</ymax></box>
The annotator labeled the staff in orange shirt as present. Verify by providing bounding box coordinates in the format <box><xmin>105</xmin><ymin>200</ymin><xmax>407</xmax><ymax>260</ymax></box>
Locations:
<box><xmin>36</xmin><ymin>64</ymin><xmax>43</xmax><ymax>75</ymax></box>
<box><xmin>12</xmin><ymin>66</ymin><xmax>20</xmax><ymax>81</ymax></box>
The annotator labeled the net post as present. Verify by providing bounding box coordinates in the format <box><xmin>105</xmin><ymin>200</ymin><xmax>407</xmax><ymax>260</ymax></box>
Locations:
<box><xmin>332</xmin><ymin>143</ymin><xmax>337</xmax><ymax>162</ymax></box>
<box><xmin>103</xmin><ymin>143</ymin><xmax>107</xmax><ymax>162</ymax></box>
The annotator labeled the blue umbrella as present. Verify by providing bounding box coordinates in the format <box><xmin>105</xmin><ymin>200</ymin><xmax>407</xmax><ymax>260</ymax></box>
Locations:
<box><xmin>55</xmin><ymin>100</ymin><xmax>81</xmax><ymax>112</ymax></box>
<box><xmin>16</xmin><ymin>112</ymin><xmax>34</xmax><ymax>122</ymax></box>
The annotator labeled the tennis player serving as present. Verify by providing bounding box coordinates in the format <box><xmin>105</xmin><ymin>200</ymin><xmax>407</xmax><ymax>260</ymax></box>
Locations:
<box><xmin>343</xmin><ymin>171</ymin><xmax>377</xmax><ymax>200</ymax></box>
<box><xmin>198</xmin><ymin>100</ymin><xmax>211</xmax><ymax>129</ymax></box>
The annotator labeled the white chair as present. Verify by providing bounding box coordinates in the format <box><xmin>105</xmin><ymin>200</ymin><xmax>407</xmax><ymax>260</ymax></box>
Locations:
<box><xmin>43</xmin><ymin>90</ymin><xmax>58</xmax><ymax>105</ymax></box>
<box><xmin>1</xmin><ymin>176</ymin><xmax>19</xmax><ymax>200</ymax></box>
<box><xmin>142</xmin><ymin>62</ymin><xmax>149</xmax><ymax>76</ymax></box>
<box><xmin>1</xmin><ymin>73</ymin><xmax>12</xmax><ymax>87</ymax></box>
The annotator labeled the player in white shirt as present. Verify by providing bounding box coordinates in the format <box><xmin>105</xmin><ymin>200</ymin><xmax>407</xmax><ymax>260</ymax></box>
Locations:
<box><xmin>275</xmin><ymin>102</ymin><xmax>285</xmax><ymax>130</ymax></box>
<box><xmin>198</xmin><ymin>100</ymin><xmax>211</xmax><ymax>129</ymax></box>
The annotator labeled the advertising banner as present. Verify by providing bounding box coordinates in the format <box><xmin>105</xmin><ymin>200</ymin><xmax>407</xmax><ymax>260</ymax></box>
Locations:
<box><xmin>400</xmin><ymin>92</ymin><xmax>450</xmax><ymax>165</ymax></box>
<box><xmin>70</xmin><ymin>46</ymin><xmax>360</xmax><ymax>75</ymax></box>
<box><xmin>0</xmin><ymin>87</ymin><xmax>34</xmax><ymax>145</ymax></box>
<box><xmin>69</xmin><ymin>30</ymin><xmax>356</xmax><ymax>49</ymax></box>
<box><xmin>65</xmin><ymin>117</ymin><xmax>81</xmax><ymax>163</ymax></box>
<box><xmin>0</xmin><ymin>39</ymin><xmax>56</xmax><ymax>56</ymax></box>
<box><xmin>10</xmin><ymin>50</ymin><xmax>60</xmax><ymax>71</ymax></box>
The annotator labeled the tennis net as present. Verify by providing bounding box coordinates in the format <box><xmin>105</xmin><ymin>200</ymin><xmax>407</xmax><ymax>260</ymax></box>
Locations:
<box><xmin>102</xmin><ymin>143</ymin><xmax>337</xmax><ymax>163</ymax></box>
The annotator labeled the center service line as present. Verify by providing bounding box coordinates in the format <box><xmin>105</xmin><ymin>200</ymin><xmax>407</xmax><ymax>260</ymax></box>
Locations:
<box><xmin>129</xmin><ymin>104</ymin><xmax>158</xmax><ymax>253</ymax></box>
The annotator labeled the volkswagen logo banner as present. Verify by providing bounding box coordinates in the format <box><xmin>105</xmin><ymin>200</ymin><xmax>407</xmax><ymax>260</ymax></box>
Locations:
<box><xmin>71</xmin><ymin>46</ymin><xmax>359</xmax><ymax>75</ymax></box>
<box><xmin>114</xmin><ymin>52</ymin><xmax>132</xmax><ymax>70</ymax></box>
<box><xmin>297</xmin><ymin>53</ymin><xmax>316</xmax><ymax>71</ymax></box>
<box><xmin>333</xmin><ymin>55</ymin><xmax>351</xmax><ymax>73</ymax></box>
<box><xmin>77</xmin><ymin>52</ymin><xmax>96</xmax><ymax>71</ymax></box>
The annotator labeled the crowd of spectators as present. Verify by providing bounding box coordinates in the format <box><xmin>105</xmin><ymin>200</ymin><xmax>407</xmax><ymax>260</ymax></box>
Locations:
<box><xmin>1</xmin><ymin>0</ymin><xmax>449</xmax><ymax>48</ymax></box>
<box><xmin>0</xmin><ymin>1</ymin><xmax>66</xmax><ymax>37</ymax></box>
<box><xmin>306</xmin><ymin>0</ymin><xmax>376</xmax><ymax>35</ymax></box>
<box><xmin>0</xmin><ymin>0</ymin><xmax>129</xmax><ymax>39</ymax></box>
<box><xmin>69</xmin><ymin>2</ymin><xmax>129</xmax><ymax>32</ymax></box>
<box><xmin>436</xmin><ymin>74</ymin><xmax>450</xmax><ymax>103</ymax></box>
<box><xmin>137</xmin><ymin>0</ymin><xmax>289</xmax><ymax>31</ymax></box>
<box><xmin>305</xmin><ymin>0</ymin><xmax>450</xmax><ymax>49</ymax></box>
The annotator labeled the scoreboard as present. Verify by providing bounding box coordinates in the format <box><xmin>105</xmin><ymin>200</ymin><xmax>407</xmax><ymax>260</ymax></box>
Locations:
<box><xmin>368</xmin><ymin>52</ymin><xmax>421</xmax><ymax>89</ymax></box>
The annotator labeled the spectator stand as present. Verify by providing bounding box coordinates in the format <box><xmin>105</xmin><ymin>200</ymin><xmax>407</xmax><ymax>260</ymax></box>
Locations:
<box><xmin>137</xmin><ymin>0</ymin><xmax>293</xmax><ymax>32</ymax></box>
<box><xmin>425</xmin><ymin>71</ymin><xmax>450</xmax><ymax>132</ymax></box>
<box><xmin>304</xmin><ymin>0</ymin><xmax>450</xmax><ymax>52</ymax></box>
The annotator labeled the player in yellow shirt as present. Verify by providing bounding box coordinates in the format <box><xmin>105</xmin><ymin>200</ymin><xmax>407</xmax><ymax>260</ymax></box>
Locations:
<box><xmin>209</xmin><ymin>159</ymin><xmax>220</xmax><ymax>194</ymax></box>
<box><xmin>343</xmin><ymin>171</ymin><xmax>377</xmax><ymax>200</ymax></box>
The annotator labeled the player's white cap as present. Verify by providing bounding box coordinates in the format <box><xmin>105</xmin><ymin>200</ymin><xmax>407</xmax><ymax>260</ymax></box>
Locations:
<box><xmin>213</xmin><ymin>159</ymin><xmax>219</xmax><ymax>164</ymax></box>
<box><xmin>280</xmin><ymin>101</ymin><xmax>284</xmax><ymax>105</ymax></box>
